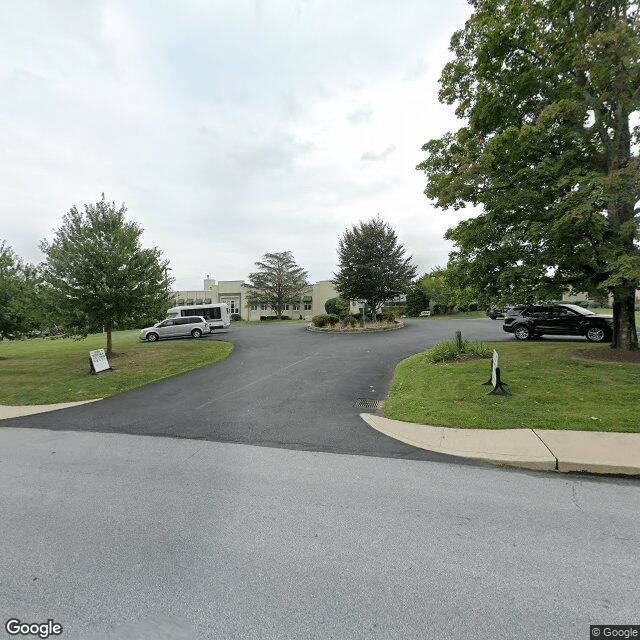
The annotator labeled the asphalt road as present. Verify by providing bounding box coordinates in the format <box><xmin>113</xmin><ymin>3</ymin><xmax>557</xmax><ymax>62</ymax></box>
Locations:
<box><xmin>2</xmin><ymin>320</ymin><xmax>639</xmax><ymax>639</ymax></box>
<box><xmin>1</xmin><ymin>429</ymin><xmax>638</xmax><ymax>640</ymax></box>
<box><xmin>3</xmin><ymin>318</ymin><xmax>511</xmax><ymax>462</ymax></box>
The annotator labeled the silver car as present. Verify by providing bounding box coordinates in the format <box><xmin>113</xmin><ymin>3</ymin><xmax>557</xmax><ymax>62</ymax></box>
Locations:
<box><xmin>139</xmin><ymin>316</ymin><xmax>210</xmax><ymax>342</ymax></box>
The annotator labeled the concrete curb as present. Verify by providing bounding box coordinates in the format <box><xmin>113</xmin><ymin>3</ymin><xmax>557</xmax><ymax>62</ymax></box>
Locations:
<box><xmin>534</xmin><ymin>429</ymin><xmax>640</xmax><ymax>475</ymax></box>
<box><xmin>361</xmin><ymin>414</ymin><xmax>640</xmax><ymax>476</ymax></box>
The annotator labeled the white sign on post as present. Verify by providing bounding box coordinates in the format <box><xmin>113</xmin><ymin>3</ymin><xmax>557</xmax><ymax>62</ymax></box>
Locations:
<box><xmin>482</xmin><ymin>348</ymin><xmax>509</xmax><ymax>395</ymax></box>
<box><xmin>89</xmin><ymin>348</ymin><xmax>110</xmax><ymax>374</ymax></box>
<box><xmin>491</xmin><ymin>349</ymin><xmax>499</xmax><ymax>387</ymax></box>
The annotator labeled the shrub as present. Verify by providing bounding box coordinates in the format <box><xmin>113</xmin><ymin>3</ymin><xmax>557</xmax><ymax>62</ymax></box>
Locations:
<box><xmin>326</xmin><ymin>314</ymin><xmax>340</xmax><ymax>326</ymax></box>
<box><xmin>341</xmin><ymin>315</ymin><xmax>357</xmax><ymax>327</ymax></box>
<box><xmin>312</xmin><ymin>314</ymin><xmax>329</xmax><ymax>327</ymax></box>
<box><xmin>325</xmin><ymin>297</ymin><xmax>351</xmax><ymax>316</ymax></box>
<box><xmin>425</xmin><ymin>339</ymin><xmax>492</xmax><ymax>363</ymax></box>
<box><xmin>260</xmin><ymin>315</ymin><xmax>280</xmax><ymax>321</ymax></box>
<box><xmin>230</xmin><ymin>314</ymin><xmax>241</xmax><ymax>321</ymax></box>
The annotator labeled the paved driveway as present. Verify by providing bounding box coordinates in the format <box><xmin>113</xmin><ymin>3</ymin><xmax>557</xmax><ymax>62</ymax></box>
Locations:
<box><xmin>4</xmin><ymin>318</ymin><xmax>510</xmax><ymax>461</ymax></box>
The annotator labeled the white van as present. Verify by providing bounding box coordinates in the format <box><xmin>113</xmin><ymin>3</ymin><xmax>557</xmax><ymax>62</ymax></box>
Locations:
<box><xmin>166</xmin><ymin>303</ymin><xmax>230</xmax><ymax>330</ymax></box>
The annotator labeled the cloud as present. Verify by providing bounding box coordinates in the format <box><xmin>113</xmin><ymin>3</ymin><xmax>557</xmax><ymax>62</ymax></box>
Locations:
<box><xmin>361</xmin><ymin>145</ymin><xmax>397</xmax><ymax>162</ymax></box>
<box><xmin>347</xmin><ymin>105</ymin><xmax>373</xmax><ymax>124</ymax></box>
<box><xmin>0</xmin><ymin>0</ymin><xmax>475</xmax><ymax>291</ymax></box>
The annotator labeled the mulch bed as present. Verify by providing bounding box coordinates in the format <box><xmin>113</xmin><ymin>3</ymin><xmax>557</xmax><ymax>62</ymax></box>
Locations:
<box><xmin>574</xmin><ymin>345</ymin><xmax>640</xmax><ymax>364</ymax></box>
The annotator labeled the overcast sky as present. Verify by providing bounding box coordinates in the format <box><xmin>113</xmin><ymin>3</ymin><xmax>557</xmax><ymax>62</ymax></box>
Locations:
<box><xmin>1</xmin><ymin>0</ymin><xmax>476</xmax><ymax>291</ymax></box>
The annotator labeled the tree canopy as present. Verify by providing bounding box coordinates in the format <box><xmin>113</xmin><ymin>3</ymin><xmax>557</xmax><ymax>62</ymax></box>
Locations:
<box><xmin>418</xmin><ymin>0</ymin><xmax>640</xmax><ymax>349</ymax></box>
<box><xmin>39</xmin><ymin>196</ymin><xmax>173</xmax><ymax>355</ymax></box>
<box><xmin>245</xmin><ymin>251</ymin><xmax>310</xmax><ymax>318</ymax></box>
<box><xmin>333</xmin><ymin>217</ymin><xmax>417</xmax><ymax>320</ymax></box>
<box><xmin>405</xmin><ymin>284</ymin><xmax>431</xmax><ymax>317</ymax></box>
<box><xmin>0</xmin><ymin>241</ymin><xmax>42</xmax><ymax>338</ymax></box>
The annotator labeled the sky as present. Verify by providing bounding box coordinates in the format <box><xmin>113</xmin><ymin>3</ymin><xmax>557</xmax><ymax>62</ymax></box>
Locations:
<box><xmin>1</xmin><ymin>0</ymin><xmax>476</xmax><ymax>291</ymax></box>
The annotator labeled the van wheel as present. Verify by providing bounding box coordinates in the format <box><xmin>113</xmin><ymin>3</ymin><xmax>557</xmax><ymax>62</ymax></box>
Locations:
<box><xmin>191</xmin><ymin>329</ymin><xmax>202</xmax><ymax>338</ymax></box>
<box><xmin>513</xmin><ymin>325</ymin><xmax>531</xmax><ymax>340</ymax></box>
<box><xmin>147</xmin><ymin>332</ymin><xmax>159</xmax><ymax>342</ymax></box>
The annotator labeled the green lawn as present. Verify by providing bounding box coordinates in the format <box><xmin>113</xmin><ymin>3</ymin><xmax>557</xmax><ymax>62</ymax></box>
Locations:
<box><xmin>425</xmin><ymin>310</ymin><xmax>487</xmax><ymax>320</ymax></box>
<box><xmin>0</xmin><ymin>330</ymin><xmax>233</xmax><ymax>405</ymax></box>
<box><xmin>383</xmin><ymin>342</ymin><xmax>640</xmax><ymax>433</ymax></box>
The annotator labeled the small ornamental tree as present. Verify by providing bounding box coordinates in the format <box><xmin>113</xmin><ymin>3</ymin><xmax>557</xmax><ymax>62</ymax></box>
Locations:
<box><xmin>39</xmin><ymin>195</ymin><xmax>173</xmax><ymax>356</ymax></box>
<box><xmin>246</xmin><ymin>251</ymin><xmax>310</xmax><ymax>318</ymax></box>
<box><xmin>334</xmin><ymin>217</ymin><xmax>417</xmax><ymax>322</ymax></box>
<box><xmin>0</xmin><ymin>241</ymin><xmax>42</xmax><ymax>338</ymax></box>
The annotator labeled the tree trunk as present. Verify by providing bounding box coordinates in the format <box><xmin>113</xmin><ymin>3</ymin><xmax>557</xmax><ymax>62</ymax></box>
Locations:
<box><xmin>611</xmin><ymin>284</ymin><xmax>638</xmax><ymax>350</ymax></box>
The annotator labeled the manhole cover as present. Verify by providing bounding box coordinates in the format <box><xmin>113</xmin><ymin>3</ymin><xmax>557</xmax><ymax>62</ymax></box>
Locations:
<box><xmin>354</xmin><ymin>398</ymin><xmax>383</xmax><ymax>409</ymax></box>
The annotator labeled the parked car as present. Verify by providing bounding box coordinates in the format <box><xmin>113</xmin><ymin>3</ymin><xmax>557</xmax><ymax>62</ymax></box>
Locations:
<box><xmin>419</xmin><ymin>310</ymin><xmax>431</xmax><ymax>317</ymax></box>
<box><xmin>502</xmin><ymin>304</ymin><xmax>613</xmax><ymax>342</ymax></box>
<box><xmin>139</xmin><ymin>316</ymin><xmax>210</xmax><ymax>342</ymax></box>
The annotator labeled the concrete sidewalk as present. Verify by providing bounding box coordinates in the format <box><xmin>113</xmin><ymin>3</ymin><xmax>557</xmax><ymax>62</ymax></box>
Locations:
<box><xmin>361</xmin><ymin>414</ymin><xmax>640</xmax><ymax>476</ymax></box>
<box><xmin>0</xmin><ymin>400</ymin><xmax>100</xmax><ymax>420</ymax></box>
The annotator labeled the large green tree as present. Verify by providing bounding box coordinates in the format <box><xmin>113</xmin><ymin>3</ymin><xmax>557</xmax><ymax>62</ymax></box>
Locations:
<box><xmin>40</xmin><ymin>196</ymin><xmax>173</xmax><ymax>356</ymax></box>
<box><xmin>245</xmin><ymin>251</ymin><xmax>310</xmax><ymax>318</ymax></box>
<box><xmin>334</xmin><ymin>217</ymin><xmax>417</xmax><ymax>321</ymax></box>
<box><xmin>0</xmin><ymin>241</ymin><xmax>42</xmax><ymax>338</ymax></box>
<box><xmin>418</xmin><ymin>0</ymin><xmax>640</xmax><ymax>349</ymax></box>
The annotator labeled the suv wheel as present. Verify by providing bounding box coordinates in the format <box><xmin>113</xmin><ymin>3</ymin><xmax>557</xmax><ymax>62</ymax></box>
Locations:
<box><xmin>191</xmin><ymin>328</ymin><xmax>202</xmax><ymax>338</ymax></box>
<box><xmin>586</xmin><ymin>326</ymin><xmax>607</xmax><ymax>342</ymax></box>
<box><xmin>146</xmin><ymin>332</ymin><xmax>159</xmax><ymax>342</ymax></box>
<box><xmin>513</xmin><ymin>325</ymin><xmax>531</xmax><ymax>340</ymax></box>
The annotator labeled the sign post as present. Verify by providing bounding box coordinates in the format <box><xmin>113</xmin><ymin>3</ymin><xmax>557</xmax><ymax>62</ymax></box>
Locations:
<box><xmin>89</xmin><ymin>348</ymin><xmax>111</xmax><ymax>374</ymax></box>
<box><xmin>482</xmin><ymin>349</ymin><xmax>509</xmax><ymax>395</ymax></box>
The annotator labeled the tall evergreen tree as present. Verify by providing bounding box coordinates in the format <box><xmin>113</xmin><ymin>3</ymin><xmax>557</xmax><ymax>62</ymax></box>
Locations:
<box><xmin>334</xmin><ymin>217</ymin><xmax>417</xmax><ymax>321</ymax></box>
<box><xmin>40</xmin><ymin>196</ymin><xmax>173</xmax><ymax>356</ymax></box>
<box><xmin>246</xmin><ymin>251</ymin><xmax>310</xmax><ymax>318</ymax></box>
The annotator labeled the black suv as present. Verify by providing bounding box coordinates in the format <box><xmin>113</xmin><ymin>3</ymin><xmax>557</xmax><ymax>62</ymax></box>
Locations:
<box><xmin>503</xmin><ymin>303</ymin><xmax>613</xmax><ymax>342</ymax></box>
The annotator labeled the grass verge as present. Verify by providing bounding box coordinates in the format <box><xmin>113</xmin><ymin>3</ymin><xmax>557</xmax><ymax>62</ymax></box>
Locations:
<box><xmin>0</xmin><ymin>330</ymin><xmax>233</xmax><ymax>405</ymax></box>
<box><xmin>383</xmin><ymin>341</ymin><xmax>640</xmax><ymax>433</ymax></box>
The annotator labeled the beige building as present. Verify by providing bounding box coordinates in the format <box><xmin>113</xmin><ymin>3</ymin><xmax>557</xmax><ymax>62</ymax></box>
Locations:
<box><xmin>172</xmin><ymin>277</ymin><xmax>351</xmax><ymax>321</ymax></box>
<box><xmin>562</xmin><ymin>290</ymin><xmax>640</xmax><ymax>307</ymax></box>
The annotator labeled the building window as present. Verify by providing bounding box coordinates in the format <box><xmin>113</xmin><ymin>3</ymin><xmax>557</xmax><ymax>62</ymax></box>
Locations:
<box><xmin>304</xmin><ymin>301</ymin><xmax>312</xmax><ymax>311</ymax></box>
<box><xmin>251</xmin><ymin>305</ymin><xmax>258</xmax><ymax>311</ymax></box>
<box><xmin>223</xmin><ymin>299</ymin><xmax>239</xmax><ymax>314</ymax></box>
<box><xmin>293</xmin><ymin>304</ymin><xmax>300</xmax><ymax>311</ymax></box>
<box><xmin>283</xmin><ymin>304</ymin><xmax>289</xmax><ymax>310</ymax></box>
<box><xmin>261</xmin><ymin>304</ymin><xmax>268</xmax><ymax>311</ymax></box>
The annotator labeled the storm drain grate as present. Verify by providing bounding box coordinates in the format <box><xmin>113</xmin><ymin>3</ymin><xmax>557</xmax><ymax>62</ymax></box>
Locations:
<box><xmin>354</xmin><ymin>398</ymin><xmax>384</xmax><ymax>409</ymax></box>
